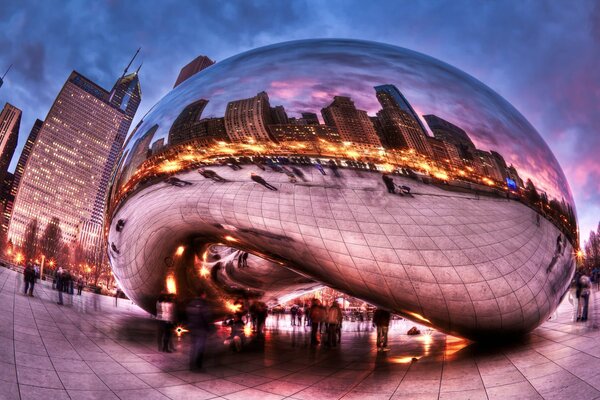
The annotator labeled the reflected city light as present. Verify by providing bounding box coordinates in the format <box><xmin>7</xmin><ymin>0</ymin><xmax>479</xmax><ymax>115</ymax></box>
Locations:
<box><xmin>391</xmin><ymin>356</ymin><xmax>421</xmax><ymax>364</ymax></box>
<box><xmin>225</xmin><ymin>301</ymin><xmax>242</xmax><ymax>313</ymax></box>
<box><xmin>175</xmin><ymin>246</ymin><xmax>185</xmax><ymax>256</ymax></box>
<box><xmin>406</xmin><ymin>312</ymin><xmax>432</xmax><ymax>324</ymax></box>
<box><xmin>166</xmin><ymin>274</ymin><xmax>177</xmax><ymax>294</ymax></box>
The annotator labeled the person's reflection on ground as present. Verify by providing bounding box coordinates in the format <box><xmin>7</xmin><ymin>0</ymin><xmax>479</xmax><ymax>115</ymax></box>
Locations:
<box><xmin>250</xmin><ymin>172</ymin><xmax>278</xmax><ymax>191</ymax></box>
<box><xmin>198</xmin><ymin>169</ymin><xmax>227</xmax><ymax>182</ymax></box>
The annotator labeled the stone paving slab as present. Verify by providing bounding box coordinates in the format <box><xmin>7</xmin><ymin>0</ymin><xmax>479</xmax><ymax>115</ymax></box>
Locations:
<box><xmin>1</xmin><ymin>267</ymin><xmax>600</xmax><ymax>399</ymax></box>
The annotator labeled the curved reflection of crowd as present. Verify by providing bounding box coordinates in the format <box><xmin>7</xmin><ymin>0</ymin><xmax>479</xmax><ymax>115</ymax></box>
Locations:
<box><xmin>161</xmin><ymin>154</ymin><xmax>421</xmax><ymax>198</ymax></box>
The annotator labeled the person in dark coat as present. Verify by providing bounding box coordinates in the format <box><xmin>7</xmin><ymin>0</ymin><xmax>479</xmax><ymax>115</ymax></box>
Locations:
<box><xmin>373</xmin><ymin>308</ymin><xmax>391</xmax><ymax>351</ymax></box>
<box><xmin>186</xmin><ymin>293</ymin><xmax>213</xmax><ymax>371</ymax></box>
<box><xmin>55</xmin><ymin>267</ymin><xmax>65</xmax><ymax>305</ymax></box>
<box><xmin>23</xmin><ymin>263</ymin><xmax>36</xmax><ymax>297</ymax></box>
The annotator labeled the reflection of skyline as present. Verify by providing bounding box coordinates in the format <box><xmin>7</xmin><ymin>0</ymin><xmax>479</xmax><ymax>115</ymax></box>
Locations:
<box><xmin>113</xmin><ymin>81</ymin><xmax>576</xmax><ymax>246</ymax></box>
<box><xmin>118</xmin><ymin>40</ymin><xmax>572</xmax><ymax>211</ymax></box>
<box><xmin>142</xmin><ymin>82</ymin><xmax>541</xmax><ymax>198</ymax></box>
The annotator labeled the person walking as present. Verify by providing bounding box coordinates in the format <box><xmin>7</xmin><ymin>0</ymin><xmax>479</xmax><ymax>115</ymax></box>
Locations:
<box><xmin>373</xmin><ymin>308</ymin><xmax>391</xmax><ymax>351</ymax></box>
<box><xmin>156</xmin><ymin>293</ymin><xmax>176</xmax><ymax>352</ymax></box>
<box><xmin>250</xmin><ymin>172</ymin><xmax>278</xmax><ymax>191</ymax></box>
<box><xmin>56</xmin><ymin>267</ymin><xmax>65</xmax><ymax>305</ymax></box>
<box><xmin>326</xmin><ymin>301</ymin><xmax>343</xmax><ymax>348</ymax></box>
<box><xmin>578</xmin><ymin>273</ymin><xmax>592</xmax><ymax>322</ymax></box>
<box><xmin>23</xmin><ymin>263</ymin><xmax>36</xmax><ymax>297</ymax></box>
<box><xmin>186</xmin><ymin>293</ymin><xmax>213</xmax><ymax>371</ymax></box>
<box><xmin>77</xmin><ymin>276</ymin><xmax>84</xmax><ymax>295</ymax></box>
<box><xmin>254</xmin><ymin>301</ymin><xmax>268</xmax><ymax>336</ymax></box>
<box><xmin>290</xmin><ymin>304</ymin><xmax>298</xmax><ymax>326</ymax></box>
<box><xmin>309</xmin><ymin>299</ymin><xmax>324</xmax><ymax>346</ymax></box>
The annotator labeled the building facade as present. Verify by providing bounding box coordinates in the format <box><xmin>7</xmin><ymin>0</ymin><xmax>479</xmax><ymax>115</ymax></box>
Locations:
<box><xmin>225</xmin><ymin>91</ymin><xmax>273</xmax><ymax>143</ymax></box>
<box><xmin>0</xmin><ymin>103</ymin><xmax>21</xmax><ymax>187</ymax></box>
<box><xmin>268</xmin><ymin>124</ymin><xmax>341</xmax><ymax>143</ymax></box>
<box><xmin>375</xmin><ymin>85</ymin><xmax>432</xmax><ymax>156</ymax></box>
<box><xmin>173</xmin><ymin>55</ymin><xmax>215</xmax><ymax>88</ymax></box>
<box><xmin>8</xmin><ymin>71</ymin><xmax>140</xmax><ymax>250</ymax></box>
<box><xmin>321</xmin><ymin>96</ymin><xmax>381</xmax><ymax>147</ymax></box>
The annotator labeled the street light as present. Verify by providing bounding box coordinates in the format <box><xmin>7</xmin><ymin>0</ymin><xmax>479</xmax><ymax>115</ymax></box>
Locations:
<box><xmin>39</xmin><ymin>254</ymin><xmax>46</xmax><ymax>280</ymax></box>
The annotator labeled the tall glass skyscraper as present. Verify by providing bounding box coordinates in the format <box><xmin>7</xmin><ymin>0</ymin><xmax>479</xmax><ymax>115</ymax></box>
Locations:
<box><xmin>8</xmin><ymin>68</ymin><xmax>141</xmax><ymax>251</ymax></box>
<box><xmin>0</xmin><ymin>103</ymin><xmax>21</xmax><ymax>187</ymax></box>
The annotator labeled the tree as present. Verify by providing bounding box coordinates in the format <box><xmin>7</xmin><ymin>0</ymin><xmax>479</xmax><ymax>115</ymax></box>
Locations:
<box><xmin>585</xmin><ymin>229</ymin><xmax>600</xmax><ymax>269</ymax></box>
<box><xmin>57</xmin><ymin>244</ymin><xmax>70</xmax><ymax>270</ymax></box>
<box><xmin>40</xmin><ymin>217</ymin><xmax>63</xmax><ymax>262</ymax></box>
<box><xmin>23</xmin><ymin>218</ymin><xmax>39</xmax><ymax>263</ymax></box>
<box><xmin>524</xmin><ymin>179</ymin><xmax>540</xmax><ymax>205</ymax></box>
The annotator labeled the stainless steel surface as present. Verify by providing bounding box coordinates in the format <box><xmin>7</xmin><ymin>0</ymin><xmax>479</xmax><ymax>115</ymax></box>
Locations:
<box><xmin>106</xmin><ymin>39</ymin><xmax>577</xmax><ymax>340</ymax></box>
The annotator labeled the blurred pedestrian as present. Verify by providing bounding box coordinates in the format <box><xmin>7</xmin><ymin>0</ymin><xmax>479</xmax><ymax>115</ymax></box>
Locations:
<box><xmin>326</xmin><ymin>302</ymin><xmax>342</xmax><ymax>348</ymax></box>
<box><xmin>186</xmin><ymin>293</ymin><xmax>213</xmax><ymax>371</ymax></box>
<box><xmin>23</xmin><ymin>263</ymin><xmax>36</xmax><ymax>297</ymax></box>
<box><xmin>77</xmin><ymin>276</ymin><xmax>84</xmax><ymax>295</ymax></box>
<box><xmin>156</xmin><ymin>293</ymin><xmax>176</xmax><ymax>352</ymax></box>
<box><xmin>56</xmin><ymin>267</ymin><xmax>65</xmax><ymax>305</ymax></box>
<box><xmin>373</xmin><ymin>308</ymin><xmax>391</xmax><ymax>351</ymax></box>
<box><xmin>578</xmin><ymin>272</ymin><xmax>592</xmax><ymax>322</ymax></box>
<box><xmin>309</xmin><ymin>299</ymin><xmax>325</xmax><ymax>346</ymax></box>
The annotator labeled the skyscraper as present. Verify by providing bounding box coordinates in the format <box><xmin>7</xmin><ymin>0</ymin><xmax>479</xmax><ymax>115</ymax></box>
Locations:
<box><xmin>270</xmin><ymin>105</ymin><xmax>289</xmax><ymax>125</ymax></box>
<box><xmin>374</xmin><ymin>84</ymin><xmax>428</xmax><ymax>133</ymax></box>
<box><xmin>0</xmin><ymin>103</ymin><xmax>21</xmax><ymax>186</ymax></box>
<box><xmin>300</xmin><ymin>112</ymin><xmax>319</xmax><ymax>125</ymax></box>
<box><xmin>11</xmin><ymin>119</ymin><xmax>43</xmax><ymax>198</ymax></box>
<box><xmin>423</xmin><ymin>114</ymin><xmax>476</xmax><ymax>160</ymax></box>
<box><xmin>225</xmin><ymin>91</ymin><xmax>273</xmax><ymax>143</ymax></box>
<box><xmin>321</xmin><ymin>96</ymin><xmax>381</xmax><ymax>147</ymax></box>
<box><xmin>3</xmin><ymin>119</ymin><xmax>43</xmax><ymax>235</ymax></box>
<box><xmin>168</xmin><ymin>99</ymin><xmax>209</xmax><ymax>145</ymax></box>
<box><xmin>374</xmin><ymin>85</ymin><xmax>431</xmax><ymax>156</ymax></box>
<box><xmin>173</xmin><ymin>55</ymin><xmax>215</xmax><ymax>88</ymax></box>
<box><xmin>0</xmin><ymin>172</ymin><xmax>14</xmax><ymax>234</ymax></box>
<box><xmin>427</xmin><ymin>136</ymin><xmax>462</xmax><ymax>170</ymax></box>
<box><xmin>9</xmin><ymin>66</ymin><xmax>141</xmax><ymax>249</ymax></box>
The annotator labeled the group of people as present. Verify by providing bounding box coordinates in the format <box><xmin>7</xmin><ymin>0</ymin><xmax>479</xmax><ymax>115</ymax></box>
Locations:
<box><xmin>306</xmin><ymin>299</ymin><xmax>343</xmax><ymax>347</ymax></box>
<box><xmin>22</xmin><ymin>263</ymin><xmax>85</xmax><ymax>303</ymax></box>
<box><xmin>54</xmin><ymin>267</ymin><xmax>86</xmax><ymax>305</ymax></box>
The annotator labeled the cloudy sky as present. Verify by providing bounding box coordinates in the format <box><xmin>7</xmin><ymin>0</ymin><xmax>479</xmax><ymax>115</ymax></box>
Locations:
<box><xmin>1</xmin><ymin>0</ymin><xmax>598</xmax><ymax>243</ymax></box>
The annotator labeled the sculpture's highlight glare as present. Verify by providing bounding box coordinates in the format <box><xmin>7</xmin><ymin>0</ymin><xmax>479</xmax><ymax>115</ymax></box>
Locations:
<box><xmin>106</xmin><ymin>39</ymin><xmax>577</xmax><ymax>340</ymax></box>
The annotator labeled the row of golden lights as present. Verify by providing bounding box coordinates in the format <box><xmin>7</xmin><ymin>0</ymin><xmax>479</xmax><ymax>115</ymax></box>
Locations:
<box><xmin>119</xmin><ymin>139</ymin><xmax>510</xmax><ymax>201</ymax></box>
<box><xmin>4</xmin><ymin>248</ymin><xmax>109</xmax><ymax>275</ymax></box>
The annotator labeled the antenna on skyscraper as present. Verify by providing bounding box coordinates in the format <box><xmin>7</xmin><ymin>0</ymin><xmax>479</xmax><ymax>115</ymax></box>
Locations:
<box><xmin>135</xmin><ymin>61</ymin><xmax>143</xmax><ymax>74</ymax></box>
<box><xmin>122</xmin><ymin>48</ymin><xmax>141</xmax><ymax>78</ymax></box>
<box><xmin>1</xmin><ymin>64</ymin><xmax>12</xmax><ymax>80</ymax></box>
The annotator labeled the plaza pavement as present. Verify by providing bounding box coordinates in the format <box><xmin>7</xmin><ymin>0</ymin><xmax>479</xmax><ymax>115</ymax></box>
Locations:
<box><xmin>0</xmin><ymin>267</ymin><xmax>599</xmax><ymax>400</ymax></box>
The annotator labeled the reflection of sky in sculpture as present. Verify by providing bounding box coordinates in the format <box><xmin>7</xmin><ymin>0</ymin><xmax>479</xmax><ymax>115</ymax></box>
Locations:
<box><xmin>122</xmin><ymin>39</ymin><xmax>574</xmax><ymax>209</ymax></box>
